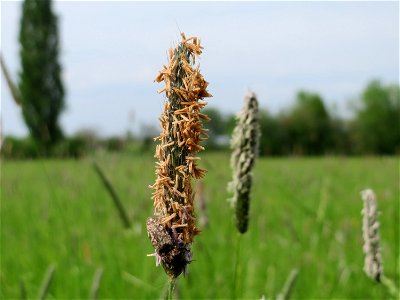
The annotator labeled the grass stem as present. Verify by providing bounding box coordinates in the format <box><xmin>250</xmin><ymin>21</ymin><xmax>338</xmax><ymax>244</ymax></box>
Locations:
<box><xmin>381</xmin><ymin>275</ymin><xmax>400</xmax><ymax>299</ymax></box>
<box><xmin>38</xmin><ymin>264</ymin><xmax>56</xmax><ymax>300</ymax></box>
<box><xmin>165</xmin><ymin>279</ymin><xmax>176</xmax><ymax>300</ymax></box>
<box><xmin>92</xmin><ymin>161</ymin><xmax>131</xmax><ymax>229</ymax></box>
<box><xmin>277</xmin><ymin>268</ymin><xmax>299</xmax><ymax>300</ymax></box>
<box><xmin>19</xmin><ymin>279</ymin><xmax>27</xmax><ymax>300</ymax></box>
<box><xmin>233</xmin><ymin>232</ymin><xmax>242</xmax><ymax>299</ymax></box>
<box><xmin>90</xmin><ymin>267</ymin><xmax>103</xmax><ymax>300</ymax></box>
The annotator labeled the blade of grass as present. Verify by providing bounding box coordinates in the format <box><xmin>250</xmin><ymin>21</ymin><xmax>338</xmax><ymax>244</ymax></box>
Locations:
<box><xmin>233</xmin><ymin>232</ymin><xmax>242</xmax><ymax>299</ymax></box>
<box><xmin>121</xmin><ymin>271</ymin><xmax>157</xmax><ymax>291</ymax></box>
<box><xmin>276</xmin><ymin>268</ymin><xmax>299</xmax><ymax>300</ymax></box>
<box><xmin>92</xmin><ymin>161</ymin><xmax>131</xmax><ymax>229</ymax></box>
<box><xmin>381</xmin><ymin>275</ymin><xmax>400</xmax><ymax>299</ymax></box>
<box><xmin>0</xmin><ymin>54</ymin><xmax>22</xmax><ymax>105</ymax></box>
<box><xmin>19</xmin><ymin>279</ymin><xmax>27</xmax><ymax>300</ymax></box>
<box><xmin>90</xmin><ymin>267</ymin><xmax>103</xmax><ymax>300</ymax></box>
<box><xmin>165</xmin><ymin>279</ymin><xmax>176</xmax><ymax>300</ymax></box>
<box><xmin>38</xmin><ymin>264</ymin><xmax>56</xmax><ymax>300</ymax></box>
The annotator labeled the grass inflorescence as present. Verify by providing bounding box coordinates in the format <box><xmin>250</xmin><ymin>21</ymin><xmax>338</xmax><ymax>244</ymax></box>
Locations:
<box><xmin>228</xmin><ymin>91</ymin><xmax>260</xmax><ymax>234</ymax></box>
<box><xmin>146</xmin><ymin>33</ymin><xmax>212</xmax><ymax>279</ymax></box>
<box><xmin>361</xmin><ymin>189</ymin><xmax>383</xmax><ymax>282</ymax></box>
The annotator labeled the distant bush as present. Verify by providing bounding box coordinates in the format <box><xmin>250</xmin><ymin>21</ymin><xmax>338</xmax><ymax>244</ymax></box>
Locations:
<box><xmin>52</xmin><ymin>136</ymin><xmax>89</xmax><ymax>158</ymax></box>
<box><xmin>1</xmin><ymin>135</ymin><xmax>91</xmax><ymax>159</ymax></box>
<box><xmin>74</xmin><ymin>129</ymin><xmax>99</xmax><ymax>151</ymax></box>
<box><xmin>139</xmin><ymin>136</ymin><xmax>155</xmax><ymax>153</ymax></box>
<box><xmin>1</xmin><ymin>136</ymin><xmax>39</xmax><ymax>159</ymax></box>
<box><xmin>101</xmin><ymin>137</ymin><xmax>126</xmax><ymax>152</ymax></box>
<box><xmin>1</xmin><ymin>134</ymin><xmax>134</xmax><ymax>159</ymax></box>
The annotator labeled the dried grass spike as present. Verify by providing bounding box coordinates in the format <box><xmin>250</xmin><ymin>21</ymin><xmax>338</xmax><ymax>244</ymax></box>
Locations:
<box><xmin>147</xmin><ymin>32</ymin><xmax>211</xmax><ymax>278</ymax></box>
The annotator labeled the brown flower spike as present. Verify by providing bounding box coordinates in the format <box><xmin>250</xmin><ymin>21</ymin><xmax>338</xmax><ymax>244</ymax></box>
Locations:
<box><xmin>147</xmin><ymin>33</ymin><xmax>212</xmax><ymax>278</ymax></box>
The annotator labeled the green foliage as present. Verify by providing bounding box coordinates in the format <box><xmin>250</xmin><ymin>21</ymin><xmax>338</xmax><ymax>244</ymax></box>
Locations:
<box><xmin>1</xmin><ymin>136</ymin><xmax>39</xmax><ymax>159</ymax></box>
<box><xmin>204</xmin><ymin>91</ymin><xmax>335</xmax><ymax>156</ymax></box>
<box><xmin>0</xmin><ymin>135</ymin><xmax>146</xmax><ymax>159</ymax></box>
<box><xmin>202</xmin><ymin>108</ymin><xmax>232</xmax><ymax>149</ymax></box>
<box><xmin>258</xmin><ymin>110</ymin><xmax>288</xmax><ymax>155</ymax></box>
<box><xmin>203</xmin><ymin>108</ymin><xmax>226</xmax><ymax>137</ymax></box>
<box><xmin>18</xmin><ymin>0</ymin><xmax>65</xmax><ymax>155</ymax></box>
<box><xmin>353</xmin><ymin>80</ymin><xmax>400</xmax><ymax>154</ymax></box>
<box><xmin>52</xmin><ymin>136</ymin><xmax>91</xmax><ymax>158</ymax></box>
<box><xmin>101</xmin><ymin>137</ymin><xmax>126</xmax><ymax>152</ymax></box>
<box><xmin>284</xmin><ymin>91</ymin><xmax>332</xmax><ymax>155</ymax></box>
<box><xmin>1</xmin><ymin>135</ymin><xmax>92</xmax><ymax>159</ymax></box>
<box><xmin>329</xmin><ymin>118</ymin><xmax>352</xmax><ymax>155</ymax></box>
<box><xmin>232</xmin><ymin>91</ymin><xmax>334</xmax><ymax>156</ymax></box>
<box><xmin>202</xmin><ymin>81</ymin><xmax>399</xmax><ymax>156</ymax></box>
<box><xmin>1</xmin><ymin>154</ymin><xmax>398</xmax><ymax>299</ymax></box>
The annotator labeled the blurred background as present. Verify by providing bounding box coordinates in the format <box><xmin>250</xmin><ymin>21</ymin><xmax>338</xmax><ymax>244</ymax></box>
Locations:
<box><xmin>1</xmin><ymin>1</ymin><xmax>398</xmax><ymax>157</ymax></box>
<box><xmin>1</xmin><ymin>1</ymin><xmax>399</xmax><ymax>299</ymax></box>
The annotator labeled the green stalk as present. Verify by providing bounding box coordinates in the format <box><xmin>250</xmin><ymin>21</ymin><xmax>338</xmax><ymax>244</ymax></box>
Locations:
<box><xmin>381</xmin><ymin>275</ymin><xmax>400</xmax><ymax>299</ymax></box>
<box><xmin>165</xmin><ymin>279</ymin><xmax>176</xmax><ymax>300</ymax></box>
<box><xmin>92</xmin><ymin>161</ymin><xmax>131</xmax><ymax>229</ymax></box>
<box><xmin>233</xmin><ymin>233</ymin><xmax>242</xmax><ymax>299</ymax></box>
<box><xmin>277</xmin><ymin>268</ymin><xmax>299</xmax><ymax>300</ymax></box>
<box><xmin>90</xmin><ymin>267</ymin><xmax>104</xmax><ymax>300</ymax></box>
<box><xmin>20</xmin><ymin>279</ymin><xmax>27</xmax><ymax>300</ymax></box>
<box><xmin>38</xmin><ymin>264</ymin><xmax>56</xmax><ymax>300</ymax></box>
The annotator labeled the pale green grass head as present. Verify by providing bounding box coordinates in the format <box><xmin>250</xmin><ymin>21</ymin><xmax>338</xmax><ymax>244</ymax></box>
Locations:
<box><xmin>361</xmin><ymin>188</ymin><xmax>383</xmax><ymax>282</ymax></box>
<box><xmin>228</xmin><ymin>91</ymin><xmax>260</xmax><ymax>234</ymax></box>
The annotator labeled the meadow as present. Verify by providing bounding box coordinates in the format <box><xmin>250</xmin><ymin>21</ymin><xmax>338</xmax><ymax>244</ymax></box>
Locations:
<box><xmin>1</xmin><ymin>153</ymin><xmax>399</xmax><ymax>299</ymax></box>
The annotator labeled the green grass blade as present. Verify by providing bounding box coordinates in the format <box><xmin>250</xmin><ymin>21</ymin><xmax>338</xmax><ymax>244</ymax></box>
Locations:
<box><xmin>276</xmin><ymin>268</ymin><xmax>299</xmax><ymax>300</ymax></box>
<box><xmin>90</xmin><ymin>267</ymin><xmax>103</xmax><ymax>300</ymax></box>
<box><xmin>19</xmin><ymin>279</ymin><xmax>27</xmax><ymax>300</ymax></box>
<box><xmin>38</xmin><ymin>264</ymin><xmax>56</xmax><ymax>300</ymax></box>
<box><xmin>92</xmin><ymin>161</ymin><xmax>131</xmax><ymax>229</ymax></box>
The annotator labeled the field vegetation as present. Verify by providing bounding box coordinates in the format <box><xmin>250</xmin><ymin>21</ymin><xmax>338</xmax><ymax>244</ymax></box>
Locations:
<box><xmin>1</xmin><ymin>153</ymin><xmax>398</xmax><ymax>299</ymax></box>
<box><xmin>1</xmin><ymin>2</ymin><xmax>398</xmax><ymax>299</ymax></box>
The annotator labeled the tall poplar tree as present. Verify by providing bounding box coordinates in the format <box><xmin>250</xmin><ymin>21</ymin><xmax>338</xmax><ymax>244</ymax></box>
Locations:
<box><xmin>19</xmin><ymin>0</ymin><xmax>65</xmax><ymax>155</ymax></box>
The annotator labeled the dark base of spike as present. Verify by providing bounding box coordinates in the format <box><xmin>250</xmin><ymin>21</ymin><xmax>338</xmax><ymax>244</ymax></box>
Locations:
<box><xmin>146</xmin><ymin>217</ymin><xmax>192</xmax><ymax>278</ymax></box>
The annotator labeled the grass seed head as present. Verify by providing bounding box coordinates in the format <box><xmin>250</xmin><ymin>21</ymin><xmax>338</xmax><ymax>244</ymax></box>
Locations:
<box><xmin>361</xmin><ymin>189</ymin><xmax>383</xmax><ymax>282</ymax></box>
<box><xmin>147</xmin><ymin>33</ymin><xmax>211</xmax><ymax>278</ymax></box>
<box><xmin>228</xmin><ymin>91</ymin><xmax>260</xmax><ymax>234</ymax></box>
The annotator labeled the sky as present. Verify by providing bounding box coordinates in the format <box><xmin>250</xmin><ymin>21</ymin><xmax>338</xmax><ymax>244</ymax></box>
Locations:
<box><xmin>1</xmin><ymin>1</ymin><xmax>399</xmax><ymax>137</ymax></box>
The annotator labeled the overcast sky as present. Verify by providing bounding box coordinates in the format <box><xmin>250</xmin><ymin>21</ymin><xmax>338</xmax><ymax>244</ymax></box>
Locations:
<box><xmin>1</xmin><ymin>1</ymin><xmax>398</xmax><ymax>137</ymax></box>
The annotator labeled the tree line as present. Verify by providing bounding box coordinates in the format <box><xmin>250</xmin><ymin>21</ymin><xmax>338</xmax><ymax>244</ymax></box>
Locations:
<box><xmin>203</xmin><ymin>80</ymin><xmax>400</xmax><ymax>156</ymax></box>
<box><xmin>2</xmin><ymin>0</ymin><xmax>398</xmax><ymax>158</ymax></box>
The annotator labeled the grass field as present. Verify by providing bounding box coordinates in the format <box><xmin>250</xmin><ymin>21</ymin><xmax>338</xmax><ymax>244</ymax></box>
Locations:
<box><xmin>1</xmin><ymin>153</ymin><xmax>399</xmax><ymax>299</ymax></box>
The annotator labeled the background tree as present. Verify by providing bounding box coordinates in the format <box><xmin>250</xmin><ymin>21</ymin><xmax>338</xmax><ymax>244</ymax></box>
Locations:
<box><xmin>202</xmin><ymin>108</ymin><xmax>229</xmax><ymax>149</ymax></box>
<box><xmin>258</xmin><ymin>110</ymin><xmax>288</xmax><ymax>156</ymax></box>
<box><xmin>352</xmin><ymin>80</ymin><xmax>400</xmax><ymax>154</ymax></box>
<box><xmin>329</xmin><ymin>117</ymin><xmax>352</xmax><ymax>155</ymax></box>
<box><xmin>18</xmin><ymin>0</ymin><xmax>65</xmax><ymax>155</ymax></box>
<box><xmin>285</xmin><ymin>91</ymin><xmax>332</xmax><ymax>155</ymax></box>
